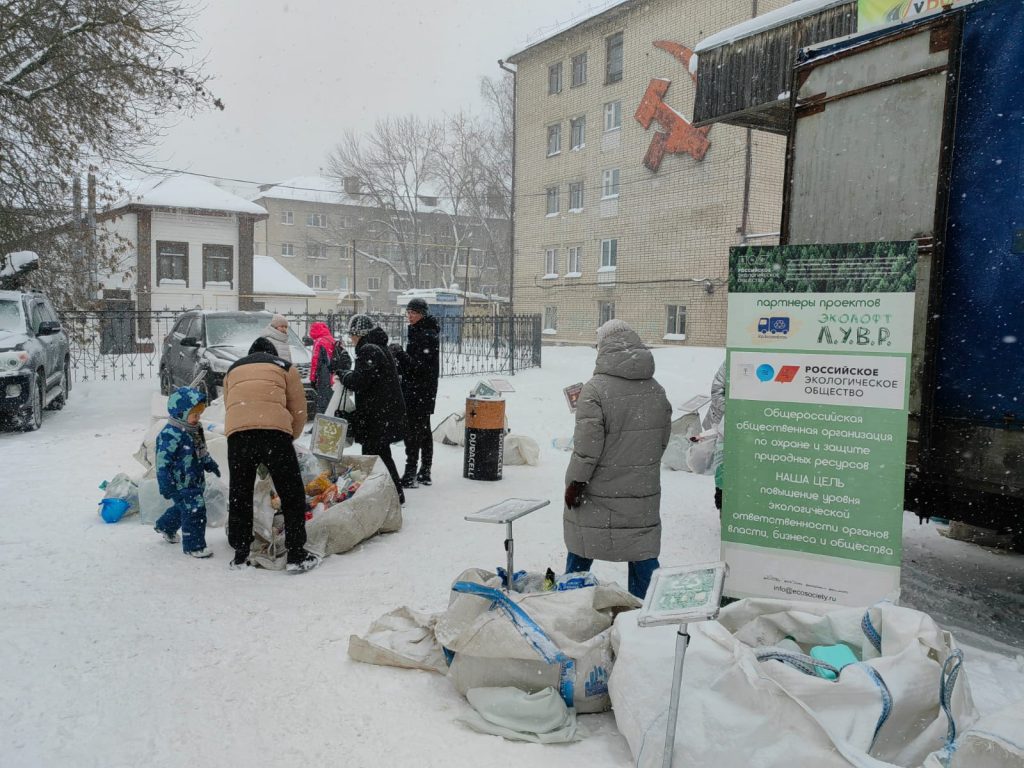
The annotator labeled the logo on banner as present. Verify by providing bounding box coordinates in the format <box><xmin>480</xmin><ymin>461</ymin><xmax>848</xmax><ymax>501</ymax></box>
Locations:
<box><xmin>754</xmin><ymin>363</ymin><xmax>800</xmax><ymax>383</ymax></box>
<box><xmin>758</xmin><ymin>316</ymin><xmax>791</xmax><ymax>338</ymax></box>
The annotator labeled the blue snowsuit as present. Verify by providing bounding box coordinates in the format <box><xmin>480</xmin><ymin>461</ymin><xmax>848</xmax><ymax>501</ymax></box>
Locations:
<box><xmin>155</xmin><ymin>387</ymin><xmax>220</xmax><ymax>553</ymax></box>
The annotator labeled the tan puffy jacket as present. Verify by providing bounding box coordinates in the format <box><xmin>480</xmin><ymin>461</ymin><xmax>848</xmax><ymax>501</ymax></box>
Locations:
<box><xmin>223</xmin><ymin>353</ymin><xmax>306</xmax><ymax>439</ymax></box>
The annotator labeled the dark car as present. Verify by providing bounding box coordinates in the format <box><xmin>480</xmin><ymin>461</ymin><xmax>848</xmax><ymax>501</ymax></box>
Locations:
<box><xmin>159</xmin><ymin>310</ymin><xmax>315</xmax><ymax>413</ymax></box>
<box><xmin>0</xmin><ymin>290</ymin><xmax>71</xmax><ymax>431</ymax></box>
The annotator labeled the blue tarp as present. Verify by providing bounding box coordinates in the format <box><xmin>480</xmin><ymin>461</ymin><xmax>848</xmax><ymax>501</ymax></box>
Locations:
<box><xmin>933</xmin><ymin>0</ymin><xmax>1024</xmax><ymax>426</ymax></box>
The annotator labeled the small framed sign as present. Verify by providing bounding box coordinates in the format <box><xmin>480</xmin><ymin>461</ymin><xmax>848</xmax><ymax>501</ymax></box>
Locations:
<box><xmin>310</xmin><ymin>414</ymin><xmax>349</xmax><ymax>461</ymax></box>
<box><xmin>638</xmin><ymin>561</ymin><xmax>728</xmax><ymax>627</ymax></box>
<box><xmin>563</xmin><ymin>382</ymin><xmax>584</xmax><ymax>412</ymax></box>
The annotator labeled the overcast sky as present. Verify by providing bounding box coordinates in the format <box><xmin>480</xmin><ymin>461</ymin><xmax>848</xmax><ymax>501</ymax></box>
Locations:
<box><xmin>152</xmin><ymin>0</ymin><xmax>609</xmax><ymax>186</ymax></box>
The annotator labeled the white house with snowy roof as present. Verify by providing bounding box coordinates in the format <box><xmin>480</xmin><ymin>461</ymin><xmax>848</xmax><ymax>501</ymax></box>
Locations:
<box><xmin>250</xmin><ymin>254</ymin><xmax>316</xmax><ymax>314</ymax></box>
<box><xmin>98</xmin><ymin>174</ymin><xmax>268</xmax><ymax>319</ymax></box>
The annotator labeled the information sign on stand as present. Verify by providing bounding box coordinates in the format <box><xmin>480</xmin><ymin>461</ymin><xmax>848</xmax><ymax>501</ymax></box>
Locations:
<box><xmin>310</xmin><ymin>414</ymin><xmax>349</xmax><ymax>461</ymax></box>
<box><xmin>465</xmin><ymin>498</ymin><xmax>550</xmax><ymax>591</ymax></box>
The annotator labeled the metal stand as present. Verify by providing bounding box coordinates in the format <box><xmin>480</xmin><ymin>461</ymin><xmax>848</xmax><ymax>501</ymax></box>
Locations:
<box><xmin>464</xmin><ymin>498</ymin><xmax>550</xmax><ymax>593</ymax></box>
<box><xmin>662</xmin><ymin>625</ymin><xmax>691</xmax><ymax>768</ymax></box>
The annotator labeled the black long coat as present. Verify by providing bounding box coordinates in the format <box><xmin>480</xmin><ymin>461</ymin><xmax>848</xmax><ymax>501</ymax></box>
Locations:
<box><xmin>340</xmin><ymin>327</ymin><xmax>407</xmax><ymax>445</ymax></box>
<box><xmin>393</xmin><ymin>315</ymin><xmax>440</xmax><ymax>416</ymax></box>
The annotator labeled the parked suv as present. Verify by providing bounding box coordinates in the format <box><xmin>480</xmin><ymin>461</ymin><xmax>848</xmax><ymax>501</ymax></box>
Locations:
<box><xmin>0</xmin><ymin>290</ymin><xmax>71</xmax><ymax>431</ymax></box>
<box><xmin>159</xmin><ymin>310</ymin><xmax>316</xmax><ymax>414</ymax></box>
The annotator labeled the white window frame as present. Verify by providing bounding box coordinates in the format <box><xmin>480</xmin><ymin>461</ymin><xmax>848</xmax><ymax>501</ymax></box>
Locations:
<box><xmin>546</xmin><ymin>186</ymin><xmax>560</xmax><ymax>216</ymax></box>
<box><xmin>568</xmin><ymin>181</ymin><xmax>584</xmax><ymax>212</ymax></box>
<box><xmin>567</xmin><ymin>245</ymin><xmax>582</xmax><ymax>277</ymax></box>
<box><xmin>598</xmin><ymin>300</ymin><xmax>616</xmax><ymax>325</ymax></box>
<box><xmin>544</xmin><ymin>305</ymin><xmax>558</xmax><ymax>333</ymax></box>
<box><xmin>606</xmin><ymin>31</ymin><xmax>623</xmax><ymax>84</ymax></box>
<box><xmin>570</xmin><ymin>116</ymin><xmax>586</xmax><ymax>150</ymax></box>
<box><xmin>548</xmin><ymin>61</ymin><xmax>563</xmax><ymax>95</ymax></box>
<box><xmin>547</xmin><ymin>123</ymin><xmax>561</xmax><ymax>157</ymax></box>
<box><xmin>281</xmin><ymin>242</ymin><xmax>295</xmax><ymax>257</ymax></box>
<box><xmin>281</xmin><ymin>210</ymin><xmax>294</xmax><ymax>225</ymax></box>
<box><xmin>600</xmin><ymin>238</ymin><xmax>617</xmax><ymax>269</ymax></box>
<box><xmin>306</xmin><ymin>212</ymin><xmax>327</xmax><ymax>228</ymax></box>
<box><xmin>337</xmin><ymin>276</ymin><xmax>350</xmax><ymax>292</ymax></box>
<box><xmin>367</xmin><ymin>276</ymin><xmax>381</xmax><ymax>291</ymax></box>
<box><xmin>306</xmin><ymin>274</ymin><xmax>328</xmax><ymax>290</ymax></box>
<box><xmin>418</xmin><ymin>279</ymin><xmax>431</xmax><ymax>290</ymax></box>
<box><xmin>307</xmin><ymin>243</ymin><xmax>328</xmax><ymax>259</ymax></box>
<box><xmin>543</xmin><ymin>247</ymin><xmax>559</xmax><ymax>279</ymax></box>
<box><xmin>665</xmin><ymin>304</ymin><xmax>687</xmax><ymax>339</ymax></box>
<box><xmin>571</xmin><ymin>52</ymin><xmax>588</xmax><ymax>87</ymax></box>
<box><xmin>604</xmin><ymin>101</ymin><xmax>622</xmax><ymax>132</ymax></box>
<box><xmin>602</xmin><ymin>169</ymin><xmax>620</xmax><ymax>199</ymax></box>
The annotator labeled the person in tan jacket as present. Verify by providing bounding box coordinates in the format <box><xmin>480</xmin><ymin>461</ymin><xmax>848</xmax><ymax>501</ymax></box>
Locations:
<box><xmin>224</xmin><ymin>337</ymin><xmax>318</xmax><ymax>572</ymax></box>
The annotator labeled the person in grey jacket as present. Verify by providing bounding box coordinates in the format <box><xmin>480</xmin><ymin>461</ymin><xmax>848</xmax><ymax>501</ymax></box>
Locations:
<box><xmin>261</xmin><ymin>314</ymin><xmax>292</xmax><ymax>363</ymax></box>
<box><xmin>563</xmin><ymin>319</ymin><xmax>673</xmax><ymax>598</ymax></box>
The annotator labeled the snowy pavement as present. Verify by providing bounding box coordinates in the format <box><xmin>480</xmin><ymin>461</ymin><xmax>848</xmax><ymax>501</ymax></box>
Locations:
<box><xmin>0</xmin><ymin>346</ymin><xmax>1021</xmax><ymax>767</ymax></box>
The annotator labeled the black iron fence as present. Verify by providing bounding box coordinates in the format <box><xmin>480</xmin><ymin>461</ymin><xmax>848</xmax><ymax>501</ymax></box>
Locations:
<box><xmin>57</xmin><ymin>309</ymin><xmax>542</xmax><ymax>385</ymax></box>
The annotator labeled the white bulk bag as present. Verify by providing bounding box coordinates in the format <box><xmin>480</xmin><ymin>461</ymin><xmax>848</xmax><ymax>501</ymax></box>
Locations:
<box><xmin>503</xmin><ymin>434</ymin><xmax>540</xmax><ymax>466</ymax></box>
<box><xmin>609</xmin><ymin>598</ymin><xmax>976</xmax><ymax>768</ymax></box>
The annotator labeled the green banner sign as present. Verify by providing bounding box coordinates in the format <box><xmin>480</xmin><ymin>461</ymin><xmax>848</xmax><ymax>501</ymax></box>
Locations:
<box><xmin>722</xmin><ymin>242</ymin><xmax>917</xmax><ymax>605</ymax></box>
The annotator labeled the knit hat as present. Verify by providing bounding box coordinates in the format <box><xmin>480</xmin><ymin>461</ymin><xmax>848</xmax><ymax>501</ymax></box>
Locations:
<box><xmin>270</xmin><ymin>313</ymin><xmax>288</xmax><ymax>328</ymax></box>
<box><xmin>248</xmin><ymin>336</ymin><xmax>278</xmax><ymax>355</ymax></box>
<box><xmin>406</xmin><ymin>297</ymin><xmax>429</xmax><ymax>315</ymax></box>
<box><xmin>348</xmin><ymin>314</ymin><xmax>378</xmax><ymax>335</ymax></box>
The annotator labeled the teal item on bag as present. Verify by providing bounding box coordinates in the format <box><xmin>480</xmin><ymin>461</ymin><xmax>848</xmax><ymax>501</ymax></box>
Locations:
<box><xmin>810</xmin><ymin>643</ymin><xmax>859</xmax><ymax>680</ymax></box>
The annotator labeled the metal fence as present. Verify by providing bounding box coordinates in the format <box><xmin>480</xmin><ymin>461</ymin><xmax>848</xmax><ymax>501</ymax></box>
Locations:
<box><xmin>57</xmin><ymin>309</ymin><xmax>542</xmax><ymax>385</ymax></box>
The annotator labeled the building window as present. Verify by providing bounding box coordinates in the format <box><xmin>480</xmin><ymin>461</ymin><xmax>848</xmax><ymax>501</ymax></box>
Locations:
<box><xmin>601</xmin><ymin>238</ymin><xmax>618</xmax><ymax>268</ymax></box>
<box><xmin>599</xmin><ymin>301</ymin><xmax>616</xmax><ymax>325</ymax></box>
<box><xmin>156</xmin><ymin>241</ymin><xmax>188</xmax><ymax>285</ymax></box>
<box><xmin>606</xmin><ymin>32</ymin><xmax>623</xmax><ymax>84</ymax></box>
<box><xmin>389</xmin><ymin>274</ymin><xmax>407</xmax><ymax>292</ymax></box>
<box><xmin>569</xmin><ymin>181</ymin><xmax>584</xmax><ymax>212</ymax></box>
<box><xmin>281</xmin><ymin>210</ymin><xmax>294</xmax><ymax>225</ymax></box>
<box><xmin>281</xmin><ymin>242</ymin><xmax>295</xmax><ymax>257</ymax></box>
<box><xmin>604</xmin><ymin>101</ymin><xmax>622</xmax><ymax>132</ymax></box>
<box><xmin>307</xmin><ymin>243</ymin><xmax>328</xmax><ymax>259</ymax></box>
<box><xmin>546</xmin><ymin>123</ymin><xmax>561</xmax><ymax>157</ymax></box>
<box><xmin>544</xmin><ymin>305</ymin><xmax>558</xmax><ymax>331</ymax></box>
<box><xmin>367</xmin><ymin>276</ymin><xmax>381</xmax><ymax>291</ymax></box>
<box><xmin>418</xmin><ymin>280</ymin><xmax>431</xmax><ymax>289</ymax></box>
<box><xmin>666</xmin><ymin>304</ymin><xmax>687</xmax><ymax>336</ymax></box>
<box><xmin>567</xmin><ymin>245</ymin><xmax>582</xmax><ymax>275</ymax></box>
<box><xmin>602</xmin><ymin>169</ymin><xmax>620</xmax><ymax>199</ymax></box>
<box><xmin>202</xmin><ymin>244</ymin><xmax>233</xmax><ymax>287</ymax></box>
<box><xmin>544</xmin><ymin>248</ymin><xmax>559</xmax><ymax>277</ymax></box>
<box><xmin>548</xmin><ymin>61</ymin><xmax>562</xmax><ymax>95</ymax></box>
<box><xmin>571</xmin><ymin>52</ymin><xmax>588</xmax><ymax>87</ymax></box>
<box><xmin>306</xmin><ymin>212</ymin><xmax>327</xmax><ymax>228</ymax></box>
<box><xmin>546</xmin><ymin>186</ymin><xmax>560</xmax><ymax>216</ymax></box>
<box><xmin>337</xmin><ymin>276</ymin><xmax>350</xmax><ymax>292</ymax></box>
<box><xmin>338</xmin><ymin>245</ymin><xmax>350</xmax><ymax>260</ymax></box>
<box><xmin>306</xmin><ymin>274</ymin><xmax>328</xmax><ymax>290</ymax></box>
<box><xmin>570</xmin><ymin>116</ymin><xmax>586</xmax><ymax>150</ymax></box>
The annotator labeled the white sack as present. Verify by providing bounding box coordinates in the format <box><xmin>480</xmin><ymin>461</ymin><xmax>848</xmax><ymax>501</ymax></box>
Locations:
<box><xmin>922</xmin><ymin>705</ymin><xmax>1024</xmax><ymax>768</ymax></box>
<box><xmin>685</xmin><ymin>433</ymin><xmax>717</xmax><ymax>475</ymax></box>
<box><xmin>138</xmin><ymin>476</ymin><xmax>229</xmax><ymax>528</ymax></box>
<box><xmin>433</xmin><ymin>412</ymin><xmax>465</xmax><ymax>446</ymax></box>
<box><xmin>436</xmin><ymin>568</ymin><xmax>641</xmax><ymax>714</ymax></box>
<box><xmin>459</xmin><ymin>687</ymin><xmax>579</xmax><ymax>744</ymax></box>
<box><xmin>503</xmin><ymin>434</ymin><xmax>540</xmax><ymax>466</ymax></box>
<box><xmin>347</xmin><ymin>607</ymin><xmax>448</xmax><ymax>674</ymax></box>
<box><xmin>609</xmin><ymin>599</ymin><xmax>977</xmax><ymax>768</ymax></box>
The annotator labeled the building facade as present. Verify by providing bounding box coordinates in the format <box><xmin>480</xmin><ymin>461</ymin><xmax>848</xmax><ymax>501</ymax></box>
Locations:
<box><xmin>508</xmin><ymin>0</ymin><xmax>787</xmax><ymax>346</ymax></box>
<box><xmin>252</xmin><ymin>177</ymin><xmax>509</xmax><ymax>314</ymax></box>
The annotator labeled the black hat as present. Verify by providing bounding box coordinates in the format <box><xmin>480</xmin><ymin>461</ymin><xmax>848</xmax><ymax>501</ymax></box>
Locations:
<box><xmin>406</xmin><ymin>297</ymin><xmax>429</xmax><ymax>315</ymax></box>
<box><xmin>348</xmin><ymin>314</ymin><xmax>378</xmax><ymax>335</ymax></box>
<box><xmin>249</xmin><ymin>336</ymin><xmax>278</xmax><ymax>355</ymax></box>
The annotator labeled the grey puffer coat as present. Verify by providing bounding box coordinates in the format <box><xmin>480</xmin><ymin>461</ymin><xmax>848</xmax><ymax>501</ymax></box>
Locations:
<box><xmin>563</xmin><ymin>324</ymin><xmax>672</xmax><ymax>562</ymax></box>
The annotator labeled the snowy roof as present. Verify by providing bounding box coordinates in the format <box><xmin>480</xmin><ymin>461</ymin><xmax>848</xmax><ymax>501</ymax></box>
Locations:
<box><xmin>694</xmin><ymin>0</ymin><xmax>849</xmax><ymax>52</ymax></box>
<box><xmin>395</xmin><ymin>288</ymin><xmax>508</xmax><ymax>305</ymax></box>
<box><xmin>507</xmin><ymin>0</ymin><xmax>632</xmax><ymax>61</ymax></box>
<box><xmin>251</xmin><ymin>175</ymin><xmax>367</xmax><ymax>207</ymax></box>
<box><xmin>0</xmin><ymin>251</ymin><xmax>39</xmax><ymax>278</ymax></box>
<box><xmin>108</xmin><ymin>175</ymin><xmax>268</xmax><ymax>216</ymax></box>
<box><xmin>252</xmin><ymin>255</ymin><xmax>316</xmax><ymax>297</ymax></box>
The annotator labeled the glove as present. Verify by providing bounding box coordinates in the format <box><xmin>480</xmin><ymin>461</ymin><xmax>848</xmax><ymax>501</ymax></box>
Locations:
<box><xmin>206</xmin><ymin>462</ymin><xmax>221</xmax><ymax>478</ymax></box>
<box><xmin>565</xmin><ymin>481</ymin><xmax>585</xmax><ymax>509</ymax></box>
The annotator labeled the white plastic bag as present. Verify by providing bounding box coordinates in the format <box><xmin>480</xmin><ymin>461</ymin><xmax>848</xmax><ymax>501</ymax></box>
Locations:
<box><xmin>503</xmin><ymin>435</ymin><xmax>540</xmax><ymax>466</ymax></box>
<box><xmin>685</xmin><ymin>434</ymin><xmax>717</xmax><ymax>475</ymax></box>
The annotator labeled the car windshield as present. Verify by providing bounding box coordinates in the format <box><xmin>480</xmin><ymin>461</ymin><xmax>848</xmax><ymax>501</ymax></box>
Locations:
<box><xmin>0</xmin><ymin>299</ymin><xmax>25</xmax><ymax>332</ymax></box>
<box><xmin>204</xmin><ymin>314</ymin><xmax>304</xmax><ymax>350</ymax></box>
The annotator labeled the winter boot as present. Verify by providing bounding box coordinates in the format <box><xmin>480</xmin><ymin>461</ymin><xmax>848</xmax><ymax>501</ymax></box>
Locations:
<box><xmin>416</xmin><ymin>465</ymin><xmax>432</xmax><ymax>486</ymax></box>
<box><xmin>156</xmin><ymin>527</ymin><xmax>180</xmax><ymax>544</ymax></box>
<box><xmin>286</xmin><ymin>549</ymin><xmax>322</xmax><ymax>574</ymax></box>
<box><xmin>187</xmin><ymin>548</ymin><xmax>214</xmax><ymax>559</ymax></box>
<box><xmin>229</xmin><ymin>549</ymin><xmax>250</xmax><ymax>570</ymax></box>
<box><xmin>400</xmin><ymin>464</ymin><xmax>419</xmax><ymax>489</ymax></box>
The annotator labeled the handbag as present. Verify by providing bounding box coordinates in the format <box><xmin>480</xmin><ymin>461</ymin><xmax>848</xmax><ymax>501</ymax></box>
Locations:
<box><xmin>336</xmin><ymin>385</ymin><xmax>360</xmax><ymax>446</ymax></box>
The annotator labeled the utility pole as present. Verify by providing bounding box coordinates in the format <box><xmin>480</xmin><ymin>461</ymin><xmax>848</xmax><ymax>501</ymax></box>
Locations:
<box><xmin>86</xmin><ymin>168</ymin><xmax>98</xmax><ymax>304</ymax></box>
<box><xmin>351</xmin><ymin>239</ymin><xmax>358</xmax><ymax>313</ymax></box>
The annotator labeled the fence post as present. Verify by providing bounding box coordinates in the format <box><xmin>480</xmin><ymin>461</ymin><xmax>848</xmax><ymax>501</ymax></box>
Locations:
<box><xmin>509</xmin><ymin>314</ymin><xmax>516</xmax><ymax>376</ymax></box>
<box><xmin>533</xmin><ymin>315</ymin><xmax>542</xmax><ymax>367</ymax></box>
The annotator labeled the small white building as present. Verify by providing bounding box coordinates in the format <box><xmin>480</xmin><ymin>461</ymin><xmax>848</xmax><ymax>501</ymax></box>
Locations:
<box><xmin>99</xmin><ymin>175</ymin><xmax>268</xmax><ymax>314</ymax></box>
<box><xmin>251</xmin><ymin>255</ymin><xmax>316</xmax><ymax>314</ymax></box>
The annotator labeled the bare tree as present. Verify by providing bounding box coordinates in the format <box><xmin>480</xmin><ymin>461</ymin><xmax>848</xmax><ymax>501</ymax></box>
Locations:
<box><xmin>0</xmin><ymin>0</ymin><xmax>221</xmax><ymax>305</ymax></box>
<box><xmin>327</xmin><ymin>116</ymin><xmax>442</xmax><ymax>291</ymax></box>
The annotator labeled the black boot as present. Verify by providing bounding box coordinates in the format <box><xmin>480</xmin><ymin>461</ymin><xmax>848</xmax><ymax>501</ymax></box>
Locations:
<box><xmin>400</xmin><ymin>465</ymin><xmax>418</xmax><ymax>489</ymax></box>
<box><xmin>416</xmin><ymin>465</ymin><xmax>432</xmax><ymax>486</ymax></box>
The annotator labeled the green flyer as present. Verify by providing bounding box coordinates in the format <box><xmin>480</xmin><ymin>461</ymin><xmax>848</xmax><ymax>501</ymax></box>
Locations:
<box><xmin>722</xmin><ymin>242</ymin><xmax>917</xmax><ymax>605</ymax></box>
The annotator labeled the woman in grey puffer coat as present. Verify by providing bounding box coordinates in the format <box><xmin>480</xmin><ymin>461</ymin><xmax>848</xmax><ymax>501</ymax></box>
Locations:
<box><xmin>563</xmin><ymin>319</ymin><xmax>672</xmax><ymax>598</ymax></box>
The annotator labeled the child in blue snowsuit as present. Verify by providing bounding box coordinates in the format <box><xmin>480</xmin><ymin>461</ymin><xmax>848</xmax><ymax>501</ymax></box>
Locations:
<box><xmin>154</xmin><ymin>387</ymin><xmax>221</xmax><ymax>558</ymax></box>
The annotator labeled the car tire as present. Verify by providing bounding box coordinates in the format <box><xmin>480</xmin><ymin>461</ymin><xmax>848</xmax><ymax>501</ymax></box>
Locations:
<box><xmin>47</xmin><ymin>359</ymin><xmax>70</xmax><ymax>411</ymax></box>
<box><xmin>21</xmin><ymin>372</ymin><xmax>44</xmax><ymax>431</ymax></box>
<box><xmin>159</xmin><ymin>366</ymin><xmax>172</xmax><ymax>396</ymax></box>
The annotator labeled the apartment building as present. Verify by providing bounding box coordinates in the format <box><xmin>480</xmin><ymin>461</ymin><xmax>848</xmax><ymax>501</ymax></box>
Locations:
<box><xmin>507</xmin><ymin>0</ymin><xmax>787</xmax><ymax>346</ymax></box>
<box><xmin>253</xmin><ymin>176</ymin><xmax>508</xmax><ymax>314</ymax></box>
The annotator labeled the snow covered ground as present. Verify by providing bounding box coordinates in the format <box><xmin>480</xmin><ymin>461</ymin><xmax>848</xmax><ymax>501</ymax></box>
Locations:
<box><xmin>1</xmin><ymin>346</ymin><xmax>1021</xmax><ymax>767</ymax></box>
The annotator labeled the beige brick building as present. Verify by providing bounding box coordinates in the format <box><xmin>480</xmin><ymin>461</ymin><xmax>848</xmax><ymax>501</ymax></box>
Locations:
<box><xmin>253</xmin><ymin>176</ymin><xmax>508</xmax><ymax>314</ymax></box>
<box><xmin>507</xmin><ymin>0</ymin><xmax>786</xmax><ymax>346</ymax></box>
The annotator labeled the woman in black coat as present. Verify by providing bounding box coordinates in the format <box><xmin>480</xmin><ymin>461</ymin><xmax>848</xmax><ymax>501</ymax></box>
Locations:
<box><xmin>339</xmin><ymin>315</ymin><xmax>407</xmax><ymax>503</ymax></box>
<box><xmin>390</xmin><ymin>297</ymin><xmax>440</xmax><ymax>487</ymax></box>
